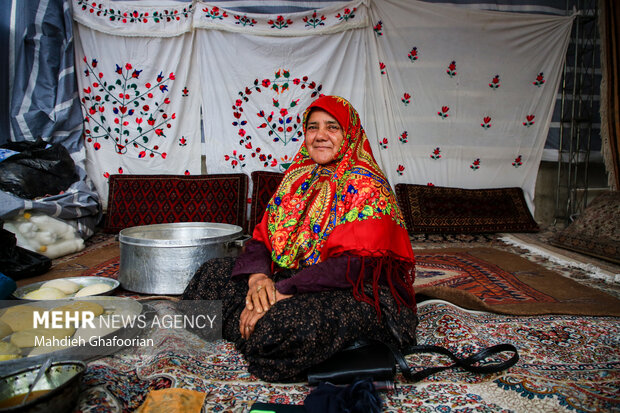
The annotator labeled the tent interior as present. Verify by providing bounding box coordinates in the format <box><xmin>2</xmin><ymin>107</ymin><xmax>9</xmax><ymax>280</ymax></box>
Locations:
<box><xmin>0</xmin><ymin>0</ymin><xmax>618</xmax><ymax>412</ymax></box>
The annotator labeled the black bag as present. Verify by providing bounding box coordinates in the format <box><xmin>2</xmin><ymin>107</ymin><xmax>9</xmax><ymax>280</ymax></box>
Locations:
<box><xmin>308</xmin><ymin>341</ymin><xmax>396</xmax><ymax>387</ymax></box>
<box><xmin>250</xmin><ymin>402</ymin><xmax>306</xmax><ymax>412</ymax></box>
<box><xmin>0</xmin><ymin>139</ymin><xmax>79</xmax><ymax>199</ymax></box>
<box><xmin>307</xmin><ymin>339</ymin><xmax>519</xmax><ymax>387</ymax></box>
<box><xmin>0</xmin><ymin>221</ymin><xmax>51</xmax><ymax>280</ymax></box>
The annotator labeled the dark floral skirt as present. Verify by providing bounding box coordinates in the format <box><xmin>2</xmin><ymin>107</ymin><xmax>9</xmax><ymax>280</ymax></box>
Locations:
<box><xmin>182</xmin><ymin>257</ymin><xmax>418</xmax><ymax>382</ymax></box>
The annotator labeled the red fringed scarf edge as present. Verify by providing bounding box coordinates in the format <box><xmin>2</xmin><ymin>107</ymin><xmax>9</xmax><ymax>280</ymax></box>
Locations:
<box><xmin>344</xmin><ymin>253</ymin><xmax>416</xmax><ymax>318</ymax></box>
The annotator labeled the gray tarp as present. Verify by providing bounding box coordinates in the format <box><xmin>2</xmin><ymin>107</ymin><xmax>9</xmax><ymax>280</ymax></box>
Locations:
<box><xmin>1</xmin><ymin>0</ymin><xmax>100</xmax><ymax>237</ymax></box>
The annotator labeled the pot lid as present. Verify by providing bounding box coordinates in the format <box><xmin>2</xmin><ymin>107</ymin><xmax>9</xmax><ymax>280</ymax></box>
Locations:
<box><xmin>118</xmin><ymin>222</ymin><xmax>243</xmax><ymax>248</ymax></box>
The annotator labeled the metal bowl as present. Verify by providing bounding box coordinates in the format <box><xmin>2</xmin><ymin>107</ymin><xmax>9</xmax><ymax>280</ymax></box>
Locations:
<box><xmin>12</xmin><ymin>277</ymin><xmax>120</xmax><ymax>301</ymax></box>
<box><xmin>0</xmin><ymin>360</ymin><xmax>85</xmax><ymax>412</ymax></box>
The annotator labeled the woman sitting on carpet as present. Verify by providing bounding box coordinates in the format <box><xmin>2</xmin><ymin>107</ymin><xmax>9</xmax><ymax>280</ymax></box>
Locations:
<box><xmin>183</xmin><ymin>95</ymin><xmax>418</xmax><ymax>382</ymax></box>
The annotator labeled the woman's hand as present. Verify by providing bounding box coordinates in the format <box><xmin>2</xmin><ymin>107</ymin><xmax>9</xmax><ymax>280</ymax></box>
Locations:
<box><xmin>246</xmin><ymin>273</ymin><xmax>276</xmax><ymax>313</ymax></box>
<box><xmin>240</xmin><ymin>273</ymin><xmax>293</xmax><ymax>339</ymax></box>
<box><xmin>239</xmin><ymin>306</ymin><xmax>266</xmax><ymax>339</ymax></box>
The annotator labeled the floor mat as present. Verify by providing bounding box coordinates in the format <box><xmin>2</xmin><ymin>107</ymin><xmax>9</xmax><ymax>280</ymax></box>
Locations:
<box><xmin>75</xmin><ymin>300</ymin><xmax>620</xmax><ymax>413</ymax></box>
<box><xmin>415</xmin><ymin>247</ymin><xmax>620</xmax><ymax>316</ymax></box>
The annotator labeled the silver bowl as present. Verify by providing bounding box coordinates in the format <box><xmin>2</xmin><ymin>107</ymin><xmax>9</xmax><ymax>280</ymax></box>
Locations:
<box><xmin>0</xmin><ymin>360</ymin><xmax>85</xmax><ymax>412</ymax></box>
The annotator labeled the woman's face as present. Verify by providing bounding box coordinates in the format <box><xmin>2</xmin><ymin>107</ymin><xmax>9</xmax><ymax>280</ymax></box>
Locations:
<box><xmin>305</xmin><ymin>109</ymin><xmax>345</xmax><ymax>165</ymax></box>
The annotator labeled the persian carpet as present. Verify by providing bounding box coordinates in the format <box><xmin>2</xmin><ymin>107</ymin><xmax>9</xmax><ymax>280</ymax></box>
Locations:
<box><xmin>74</xmin><ymin>300</ymin><xmax>620</xmax><ymax>413</ymax></box>
<box><xmin>414</xmin><ymin>247</ymin><xmax>620</xmax><ymax>317</ymax></box>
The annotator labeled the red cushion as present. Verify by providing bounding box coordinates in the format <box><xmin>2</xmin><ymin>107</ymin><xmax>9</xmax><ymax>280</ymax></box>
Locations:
<box><xmin>104</xmin><ymin>174</ymin><xmax>248</xmax><ymax>233</ymax></box>
<box><xmin>395</xmin><ymin>184</ymin><xmax>539</xmax><ymax>234</ymax></box>
<box><xmin>247</xmin><ymin>171</ymin><xmax>284</xmax><ymax>234</ymax></box>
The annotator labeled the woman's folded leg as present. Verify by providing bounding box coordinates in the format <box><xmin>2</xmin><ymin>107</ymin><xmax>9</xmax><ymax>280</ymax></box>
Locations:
<box><xmin>237</xmin><ymin>288</ymin><xmax>417</xmax><ymax>382</ymax></box>
<box><xmin>182</xmin><ymin>259</ymin><xmax>417</xmax><ymax>382</ymax></box>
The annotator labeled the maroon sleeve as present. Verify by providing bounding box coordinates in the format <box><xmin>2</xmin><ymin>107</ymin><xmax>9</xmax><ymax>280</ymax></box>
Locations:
<box><xmin>232</xmin><ymin>243</ymin><xmax>374</xmax><ymax>296</ymax></box>
<box><xmin>231</xmin><ymin>239</ymin><xmax>273</xmax><ymax>279</ymax></box>
<box><xmin>275</xmin><ymin>255</ymin><xmax>363</xmax><ymax>294</ymax></box>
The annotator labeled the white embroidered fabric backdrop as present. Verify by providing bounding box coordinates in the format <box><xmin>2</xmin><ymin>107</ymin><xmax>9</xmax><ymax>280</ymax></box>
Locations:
<box><xmin>73</xmin><ymin>3</ymin><xmax>202</xmax><ymax>210</ymax></box>
<box><xmin>370</xmin><ymin>0</ymin><xmax>574</xmax><ymax>210</ymax></box>
<box><xmin>195</xmin><ymin>1</ymin><xmax>370</xmax><ymax>175</ymax></box>
<box><xmin>71</xmin><ymin>0</ymin><xmax>573</xmax><ymax>212</ymax></box>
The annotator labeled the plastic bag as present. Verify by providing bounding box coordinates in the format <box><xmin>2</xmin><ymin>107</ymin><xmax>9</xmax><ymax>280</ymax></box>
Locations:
<box><xmin>3</xmin><ymin>213</ymin><xmax>84</xmax><ymax>259</ymax></box>
<box><xmin>0</xmin><ymin>139</ymin><xmax>79</xmax><ymax>200</ymax></box>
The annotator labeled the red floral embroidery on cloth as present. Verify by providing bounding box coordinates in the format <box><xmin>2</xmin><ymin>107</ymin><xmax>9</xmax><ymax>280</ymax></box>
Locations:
<box><xmin>81</xmin><ymin>57</ymin><xmax>186</xmax><ymax>160</ymax></box>
<box><xmin>228</xmin><ymin>69</ymin><xmax>322</xmax><ymax>170</ymax></box>
<box><xmin>76</xmin><ymin>0</ymin><xmax>193</xmax><ymax>23</ymax></box>
<box><xmin>197</xmin><ymin>4</ymin><xmax>361</xmax><ymax>32</ymax></box>
<box><xmin>254</xmin><ymin>96</ymin><xmax>416</xmax><ymax>312</ymax></box>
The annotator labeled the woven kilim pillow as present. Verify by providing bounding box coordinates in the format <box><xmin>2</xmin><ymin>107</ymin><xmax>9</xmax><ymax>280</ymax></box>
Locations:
<box><xmin>395</xmin><ymin>184</ymin><xmax>539</xmax><ymax>234</ymax></box>
<box><xmin>104</xmin><ymin>174</ymin><xmax>248</xmax><ymax>233</ymax></box>
<box><xmin>247</xmin><ymin>171</ymin><xmax>284</xmax><ymax>235</ymax></box>
<box><xmin>550</xmin><ymin>191</ymin><xmax>620</xmax><ymax>264</ymax></box>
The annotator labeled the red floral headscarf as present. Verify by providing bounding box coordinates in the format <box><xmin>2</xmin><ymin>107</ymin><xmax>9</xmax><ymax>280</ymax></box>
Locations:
<box><xmin>254</xmin><ymin>95</ymin><xmax>415</xmax><ymax>311</ymax></box>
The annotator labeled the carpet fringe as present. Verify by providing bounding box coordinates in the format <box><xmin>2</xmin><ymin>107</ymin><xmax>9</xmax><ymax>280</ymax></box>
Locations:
<box><xmin>499</xmin><ymin>234</ymin><xmax>620</xmax><ymax>283</ymax></box>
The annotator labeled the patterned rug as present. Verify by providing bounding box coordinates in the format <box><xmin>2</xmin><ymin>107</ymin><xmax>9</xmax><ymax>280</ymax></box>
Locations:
<box><xmin>414</xmin><ymin>248</ymin><xmax>620</xmax><ymax>316</ymax></box>
<box><xmin>25</xmin><ymin>233</ymin><xmax>619</xmax><ymax>412</ymax></box>
<box><xmin>74</xmin><ymin>300</ymin><xmax>620</xmax><ymax>413</ymax></box>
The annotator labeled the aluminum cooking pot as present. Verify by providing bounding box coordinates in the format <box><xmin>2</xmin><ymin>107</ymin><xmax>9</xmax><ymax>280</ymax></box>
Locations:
<box><xmin>118</xmin><ymin>222</ymin><xmax>247</xmax><ymax>295</ymax></box>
